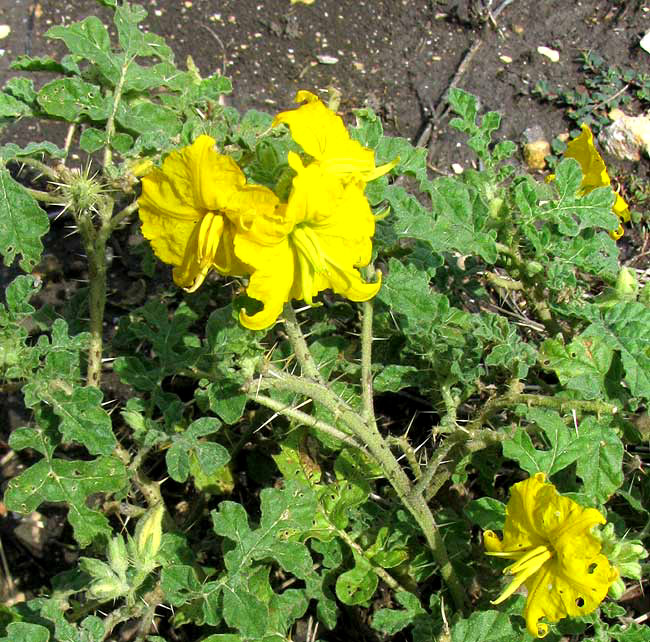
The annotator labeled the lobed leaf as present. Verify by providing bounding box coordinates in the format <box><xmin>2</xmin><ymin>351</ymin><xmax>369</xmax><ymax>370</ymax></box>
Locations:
<box><xmin>0</xmin><ymin>167</ymin><xmax>49</xmax><ymax>270</ymax></box>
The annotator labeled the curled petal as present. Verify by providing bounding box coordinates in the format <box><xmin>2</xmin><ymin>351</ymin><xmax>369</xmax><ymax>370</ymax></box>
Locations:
<box><xmin>524</xmin><ymin>555</ymin><xmax>618</xmax><ymax>638</ymax></box>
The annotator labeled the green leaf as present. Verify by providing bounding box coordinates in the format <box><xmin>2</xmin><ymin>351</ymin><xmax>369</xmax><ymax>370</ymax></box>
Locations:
<box><xmin>539</xmin><ymin>333</ymin><xmax>614</xmax><ymax>400</ymax></box>
<box><xmin>37</xmin><ymin>78</ymin><xmax>109</xmax><ymax>122</ymax></box>
<box><xmin>166</xmin><ymin>417</ymin><xmax>229</xmax><ymax>483</ymax></box>
<box><xmin>546</xmin><ymin>159</ymin><xmax>618</xmax><ymax>233</ymax></box>
<box><xmin>221</xmin><ymin>589</ymin><xmax>267</xmax><ymax>639</ymax></box>
<box><xmin>0</xmin><ymin>91</ymin><xmax>32</xmax><ymax>117</ymax></box>
<box><xmin>114</xmin><ymin>3</ymin><xmax>173</xmax><ymax>60</ymax></box>
<box><xmin>0</xmin><ymin>167</ymin><xmax>49</xmax><ymax>270</ymax></box>
<box><xmin>46</xmin><ymin>17</ymin><xmax>119</xmax><ymax>84</ymax></box>
<box><xmin>79</xmin><ymin>127</ymin><xmax>107</xmax><ymax>153</ymax></box>
<box><xmin>372</xmin><ymin>591</ymin><xmax>426</xmax><ymax>635</ymax></box>
<box><xmin>0</xmin><ymin>622</ymin><xmax>50</xmax><ymax>642</ymax></box>
<box><xmin>5</xmin><ymin>453</ymin><xmax>127</xmax><ymax>546</ymax></box>
<box><xmin>451</xmin><ymin>610</ymin><xmax>517</xmax><ymax>642</ymax></box>
<box><xmin>205</xmin><ymin>381</ymin><xmax>247</xmax><ymax>425</ymax></box>
<box><xmin>0</xmin><ymin>141</ymin><xmax>66</xmax><ymax>160</ymax></box>
<box><xmin>335</xmin><ymin>554</ymin><xmax>378</xmax><ymax>605</ymax></box>
<box><xmin>426</xmin><ymin>177</ymin><xmax>497</xmax><ymax>262</ymax></box>
<box><xmin>11</xmin><ymin>54</ymin><xmax>81</xmax><ymax>75</ymax></box>
<box><xmin>44</xmin><ymin>385</ymin><xmax>116</xmax><ymax>455</ymax></box>
<box><xmin>575</xmin><ymin>417</ymin><xmax>624</xmax><ymax>502</ymax></box>
<box><xmin>116</xmin><ymin>101</ymin><xmax>181</xmax><ymax>136</ymax></box>
<box><xmin>502</xmin><ymin>408</ymin><xmax>584</xmax><ymax>476</ymax></box>
<box><xmin>464</xmin><ymin>497</ymin><xmax>506</xmax><ymax>530</ymax></box>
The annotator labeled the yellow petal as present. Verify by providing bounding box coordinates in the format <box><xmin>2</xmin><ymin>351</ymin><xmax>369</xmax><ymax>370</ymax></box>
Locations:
<box><xmin>523</xmin><ymin>554</ymin><xmax>618</xmax><ymax>638</ymax></box>
<box><xmin>238</xmin><ymin>241</ymin><xmax>294</xmax><ymax>330</ymax></box>
<box><xmin>274</xmin><ymin>91</ymin><xmax>393</xmax><ymax>181</ymax></box>
<box><xmin>172</xmin><ymin>212</ymin><xmax>224</xmax><ymax>291</ymax></box>
<box><xmin>564</xmin><ymin>124</ymin><xmax>611</xmax><ymax>192</ymax></box>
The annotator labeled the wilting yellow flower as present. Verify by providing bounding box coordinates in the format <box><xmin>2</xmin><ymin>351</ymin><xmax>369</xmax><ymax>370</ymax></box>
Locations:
<box><xmin>563</xmin><ymin>123</ymin><xmax>630</xmax><ymax>240</ymax></box>
<box><xmin>484</xmin><ymin>473</ymin><xmax>618</xmax><ymax>638</ymax></box>
<box><xmin>273</xmin><ymin>90</ymin><xmax>396</xmax><ymax>182</ymax></box>
<box><xmin>236</xmin><ymin>155</ymin><xmax>381</xmax><ymax>330</ymax></box>
<box><xmin>138</xmin><ymin>135</ymin><xmax>278</xmax><ymax>291</ymax></box>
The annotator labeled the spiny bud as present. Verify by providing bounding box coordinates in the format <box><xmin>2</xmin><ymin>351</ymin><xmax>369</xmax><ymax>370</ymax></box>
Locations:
<box><xmin>107</xmin><ymin>535</ymin><xmax>129</xmax><ymax>579</ymax></box>
<box><xmin>615</xmin><ymin>266</ymin><xmax>638</xmax><ymax>301</ymax></box>
<box><xmin>52</xmin><ymin>164</ymin><xmax>106</xmax><ymax>217</ymax></box>
<box><xmin>135</xmin><ymin>503</ymin><xmax>165</xmax><ymax>565</ymax></box>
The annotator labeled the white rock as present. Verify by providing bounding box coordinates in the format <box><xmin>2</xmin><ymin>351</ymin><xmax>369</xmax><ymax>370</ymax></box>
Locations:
<box><xmin>537</xmin><ymin>46</ymin><xmax>559</xmax><ymax>63</ymax></box>
<box><xmin>316</xmin><ymin>54</ymin><xmax>338</xmax><ymax>65</ymax></box>
<box><xmin>640</xmin><ymin>31</ymin><xmax>650</xmax><ymax>54</ymax></box>
<box><xmin>0</xmin><ymin>25</ymin><xmax>10</xmax><ymax>40</ymax></box>
<box><xmin>599</xmin><ymin>111</ymin><xmax>650</xmax><ymax>161</ymax></box>
<box><xmin>499</xmin><ymin>55</ymin><xmax>513</xmax><ymax>64</ymax></box>
<box><xmin>451</xmin><ymin>163</ymin><xmax>464</xmax><ymax>174</ymax></box>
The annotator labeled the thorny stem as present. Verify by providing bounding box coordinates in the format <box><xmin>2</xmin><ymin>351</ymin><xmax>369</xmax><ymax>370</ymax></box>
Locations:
<box><xmin>246</xmin><ymin>390</ymin><xmax>367</xmax><ymax>452</ymax></box>
<box><xmin>15</xmin><ymin>156</ymin><xmax>59</xmax><ymax>181</ymax></box>
<box><xmin>282</xmin><ymin>304</ymin><xmax>325</xmax><ymax>383</ymax></box>
<box><xmin>25</xmin><ymin>187</ymin><xmax>66</xmax><ymax>204</ymax></box>
<box><xmin>466</xmin><ymin>392</ymin><xmax>618</xmax><ymax>433</ymax></box>
<box><xmin>360</xmin><ymin>299</ymin><xmax>376</xmax><ymax>426</ymax></box>
<box><xmin>265</xmin><ymin>325</ymin><xmax>467</xmax><ymax>611</ymax></box>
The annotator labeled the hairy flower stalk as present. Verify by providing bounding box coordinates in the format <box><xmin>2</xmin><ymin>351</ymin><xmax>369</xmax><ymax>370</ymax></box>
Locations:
<box><xmin>484</xmin><ymin>473</ymin><xmax>618</xmax><ymax>638</ymax></box>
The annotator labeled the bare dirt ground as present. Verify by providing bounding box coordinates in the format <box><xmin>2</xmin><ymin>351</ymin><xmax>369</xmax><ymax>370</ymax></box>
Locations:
<box><xmin>2</xmin><ymin>0</ymin><xmax>649</xmax><ymax>171</ymax></box>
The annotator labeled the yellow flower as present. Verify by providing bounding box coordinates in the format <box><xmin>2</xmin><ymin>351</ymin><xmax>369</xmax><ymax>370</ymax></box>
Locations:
<box><xmin>273</xmin><ymin>90</ymin><xmax>396</xmax><ymax>182</ymax></box>
<box><xmin>563</xmin><ymin>124</ymin><xmax>630</xmax><ymax>240</ymax></box>
<box><xmin>236</xmin><ymin>155</ymin><xmax>381</xmax><ymax>330</ymax></box>
<box><xmin>484</xmin><ymin>473</ymin><xmax>618</xmax><ymax>638</ymax></box>
<box><xmin>138</xmin><ymin>135</ymin><xmax>278</xmax><ymax>291</ymax></box>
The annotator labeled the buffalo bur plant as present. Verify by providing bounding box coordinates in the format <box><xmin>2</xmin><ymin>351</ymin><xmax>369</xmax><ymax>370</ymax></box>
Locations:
<box><xmin>0</xmin><ymin>2</ymin><xmax>648</xmax><ymax>641</ymax></box>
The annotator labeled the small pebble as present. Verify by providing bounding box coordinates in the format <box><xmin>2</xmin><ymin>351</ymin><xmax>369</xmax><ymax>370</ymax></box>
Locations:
<box><xmin>451</xmin><ymin>163</ymin><xmax>464</xmax><ymax>174</ymax></box>
<box><xmin>523</xmin><ymin>140</ymin><xmax>551</xmax><ymax>170</ymax></box>
<box><xmin>499</xmin><ymin>55</ymin><xmax>513</xmax><ymax>64</ymax></box>
<box><xmin>0</xmin><ymin>25</ymin><xmax>10</xmax><ymax>39</ymax></box>
<box><xmin>316</xmin><ymin>54</ymin><xmax>338</xmax><ymax>64</ymax></box>
<box><xmin>537</xmin><ymin>46</ymin><xmax>560</xmax><ymax>63</ymax></box>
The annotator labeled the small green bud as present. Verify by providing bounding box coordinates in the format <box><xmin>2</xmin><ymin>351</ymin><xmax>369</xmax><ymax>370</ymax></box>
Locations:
<box><xmin>107</xmin><ymin>536</ymin><xmax>129</xmax><ymax>580</ymax></box>
<box><xmin>135</xmin><ymin>503</ymin><xmax>165</xmax><ymax>565</ymax></box>
<box><xmin>615</xmin><ymin>266</ymin><xmax>638</xmax><ymax>301</ymax></box>
<box><xmin>598</xmin><ymin>522</ymin><xmax>648</xmax><ymax>582</ymax></box>
<box><xmin>608</xmin><ymin>577</ymin><xmax>625</xmax><ymax>600</ymax></box>
<box><xmin>88</xmin><ymin>576</ymin><xmax>129</xmax><ymax>601</ymax></box>
<box><xmin>525</xmin><ymin>260</ymin><xmax>544</xmax><ymax>277</ymax></box>
<box><xmin>489</xmin><ymin>197</ymin><xmax>504</xmax><ymax>218</ymax></box>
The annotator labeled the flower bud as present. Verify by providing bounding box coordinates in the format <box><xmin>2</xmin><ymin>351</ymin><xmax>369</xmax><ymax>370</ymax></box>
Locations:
<box><xmin>615</xmin><ymin>267</ymin><xmax>638</xmax><ymax>301</ymax></box>
<box><xmin>135</xmin><ymin>503</ymin><xmax>165</xmax><ymax>564</ymax></box>
<box><xmin>608</xmin><ymin>577</ymin><xmax>626</xmax><ymax>600</ymax></box>
<box><xmin>107</xmin><ymin>535</ymin><xmax>129</xmax><ymax>579</ymax></box>
<box><xmin>88</xmin><ymin>576</ymin><xmax>129</xmax><ymax>601</ymax></box>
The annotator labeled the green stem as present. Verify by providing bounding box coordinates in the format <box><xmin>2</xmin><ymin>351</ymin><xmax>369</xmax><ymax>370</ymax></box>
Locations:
<box><xmin>14</xmin><ymin>156</ymin><xmax>59</xmax><ymax>181</ymax></box>
<box><xmin>25</xmin><ymin>187</ymin><xmax>66</xmax><ymax>204</ymax></box>
<box><xmin>256</xmin><ymin>364</ymin><xmax>466</xmax><ymax>610</ymax></box>
<box><xmin>466</xmin><ymin>392</ymin><xmax>618</xmax><ymax>432</ymax></box>
<box><xmin>360</xmin><ymin>299</ymin><xmax>376</xmax><ymax>425</ymax></box>
<box><xmin>103</xmin><ymin>60</ymin><xmax>130</xmax><ymax>168</ymax></box>
<box><xmin>282</xmin><ymin>304</ymin><xmax>324</xmax><ymax>383</ymax></box>
<box><xmin>109</xmin><ymin>200</ymin><xmax>138</xmax><ymax>233</ymax></box>
<box><xmin>246</xmin><ymin>390</ymin><xmax>367</xmax><ymax>452</ymax></box>
<box><xmin>485</xmin><ymin>271</ymin><xmax>524</xmax><ymax>291</ymax></box>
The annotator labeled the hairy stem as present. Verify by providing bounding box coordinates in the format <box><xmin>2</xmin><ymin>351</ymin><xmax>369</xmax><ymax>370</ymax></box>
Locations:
<box><xmin>282</xmin><ymin>304</ymin><xmax>325</xmax><ymax>383</ymax></box>
<box><xmin>360</xmin><ymin>299</ymin><xmax>376</xmax><ymax>426</ymax></box>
